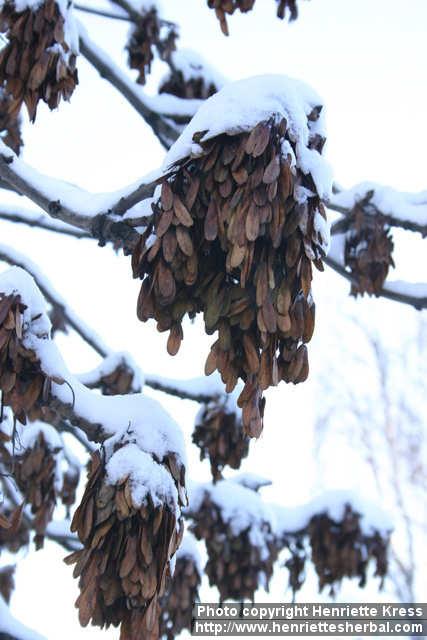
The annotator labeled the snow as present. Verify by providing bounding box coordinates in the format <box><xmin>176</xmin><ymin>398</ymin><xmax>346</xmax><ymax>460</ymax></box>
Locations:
<box><xmin>229</xmin><ymin>473</ymin><xmax>272</xmax><ymax>492</ymax></box>
<box><xmin>0</xmin><ymin>267</ymin><xmax>187</xmax><ymax>470</ymax></box>
<box><xmin>77</xmin><ymin>351</ymin><xmax>144</xmax><ymax>392</ymax></box>
<box><xmin>166</xmin><ymin>48</ymin><xmax>226</xmax><ymax>88</ymax></box>
<box><xmin>163</xmin><ymin>74</ymin><xmax>333</xmax><ymax>202</ymax></box>
<box><xmin>331</xmin><ymin>182</ymin><xmax>427</xmax><ymax>230</ymax></box>
<box><xmin>0</xmin><ymin>594</ymin><xmax>47</xmax><ymax>640</ymax></box>
<box><xmin>176</xmin><ymin>532</ymin><xmax>203</xmax><ymax>574</ymax></box>
<box><xmin>272</xmin><ymin>489</ymin><xmax>393</xmax><ymax>538</ymax></box>
<box><xmin>105</xmin><ymin>442</ymin><xmax>179</xmax><ymax>514</ymax></box>
<box><xmin>0</xmin><ymin>138</ymin><xmax>162</xmax><ymax>220</ymax></box>
<box><xmin>188</xmin><ymin>480</ymin><xmax>275</xmax><ymax>559</ymax></box>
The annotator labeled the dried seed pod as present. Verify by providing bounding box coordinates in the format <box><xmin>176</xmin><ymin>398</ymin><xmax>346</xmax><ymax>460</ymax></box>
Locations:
<box><xmin>280</xmin><ymin>504</ymin><xmax>390</xmax><ymax>596</ymax></box>
<box><xmin>133</xmin><ymin>94</ymin><xmax>329</xmax><ymax>437</ymax></box>
<box><xmin>127</xmin><ymin>6</ymin><xmax>177</xmax><ymax>85</ymax></box>
<box><xmin>66</xmin><ymin>438</ymin><xmax>186</xmax><ymax>639</ymax></box>
<box><xmin>160</xmin><ymin>50</ymin><xmax>220</xmax><ymax>100</ymax></box>
<box><xmin>59</xmin><ymin>467</ymin><xmax>79</xmax><ymax>516</ymax></box>
<box><xmin>207</xmin><ymin>0</ymin><xmax>298</xmax><ymax>35</ymax></box>
<box><xmin>193</xmin><ymin>399</ymin><xmax>249</xmax><ymax>480</ymax></box>
<box><xmin>13</xmin><ymin>430</ymin><xmax>61</xmax><ymax>549</ymax></box>
<box><xmin>0</xmin><ymin>566</ymin><xmax>15</xmax><ymax>604</ymax></box>
<box><xmin>159</xmin><ymin>536</ymin><xmax>202</xmax><ymax>639</ymax></box>
<box><xmin>206</xmin><ymin>0</ymin><xmax>256</xmax><ymax>36</ymax></box>
<box><xmin>0</xmin><ymin>504</ymin><xmax>29</xmax><ymax>554</ymax></box>
<box><xmin>0</xmin><ymin>86</ymin><xmax>22</xmax><ymax>154</ymax></box>
<box><xmin>189</xmin><ymin>482</ymin><xmax>278</xmax><ymax>601</ymax></box>
<box><xmin>344</xmin><ymin>207</ymin><xmax>395</xmax><ymax>296</ymax></box>
<box><xmin>0</xmin><ymin>0</ymin><xmax>78</xmax><ymax>121</ymax></box>
<box><xmin>0</xmin><ymin>293</ymin><xmax>51</xmax><ymax>425</ymax></box>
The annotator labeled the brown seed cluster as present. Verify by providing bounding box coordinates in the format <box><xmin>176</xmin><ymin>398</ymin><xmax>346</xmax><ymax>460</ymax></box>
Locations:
<box><xmin>193</xmin><ymin>400</ymin><xmax>249</xmax><ymax>480</ymax></box>
<box><xmin>60</xmin><ymin>467</ymin><xmax>80</xmax><ymax>517</ymax></box>
<box><xmin>13</xmin><ymin>431</ymin><xmax>60</xmax><ymax>549</ymax></box>
<box><xmin>0</xmin><ymin>86</ymin><xmax>22</xmax><ymax>154</ymax></box>
<box><xmin>344</xmin><ymin>207</ymin><xmax>395</xmax><ymax>296</ymax></box>
<box><xmin>159</xmin><ymin>550</ymin><xmax>201</xmax><ymax>639</ymax></box>
<box><xmin>127</xmin><ymin>7</ymin><xmax>177</xmax><ymax>85</ymax></box>
<box><xmin>282</xmin><ymin>505</ymin><xmax>389</xmax><ymax>595</ymax></box>
<box><xmin>160</xmin><ymin>68</ymin><xmax>218</xmax><ymax>101</ymax></box>
<box><xmin>66</xmin><ymin>447</ymin><xmax>185</xmax><ymax>639</ymax></box>
<box><xmin>207</xmin><ymin>0</ymin><xmax>298</xmax><ymax>35</ymax></box>
<box><xmin>190</xmin><ymin>493</ymin><xmax>277</xmax><ymax>601</ymax></box>
<box><xmin>0</xmin><ymin>504</ymin><xmax>29</xmax><ymax>554</ymax></box>
<box><xmin>86</xmin><ymin>362</ymin><xmax>139</xmax><ymax>397</ymax></box>
<box><xmin>0</xmin><ymin>565</ymin><xmax>15</xmax><ymax>604</ymax></box>
<box><xmin>132</xmin><ymin>116</ymin><xmax>326</xmax><ymax>437</ymax></box>
<box><xmin>0</xmin><ymin>294</ymin><xmax>50</xmax><ymax>425</ymax></box>
<box><xmin>0</xmin><ymin>0</ymin><xmax>78</xmax><ymax>122</ymax></box>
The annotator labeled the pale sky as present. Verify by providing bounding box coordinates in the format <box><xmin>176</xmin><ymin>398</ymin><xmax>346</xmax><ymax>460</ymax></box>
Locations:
<box><xmin>1</xmin><ymin>1</ymin><xmax>427</xmax><ymax>638</ymax></box>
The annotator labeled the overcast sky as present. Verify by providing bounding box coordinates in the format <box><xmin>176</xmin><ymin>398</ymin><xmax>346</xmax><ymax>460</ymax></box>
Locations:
<box><xmin>2</xmin><ymin>0</ymin><xmax>427</xmax><ymax>637</ymax></box>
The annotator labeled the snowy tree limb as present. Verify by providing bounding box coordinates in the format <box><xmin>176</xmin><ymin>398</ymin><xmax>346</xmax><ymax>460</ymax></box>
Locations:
<box><xmin>0</xmin><ymin>204</ymin><xmax>91</xmax><ymax>239</ymax></box>
<box><xmin>74</xmin><ymin>3</ymin><xmax>130</xmax><ymax>21</ymax></box>
<box><xmin>328</xmin><ymin>185</ymin><xmax>427</xmax><ymax>236</ymax></box>
<box><xmin>324</xmin><ymin>253</ymin><xmax>427</xmax><ymax>310</ymax></box>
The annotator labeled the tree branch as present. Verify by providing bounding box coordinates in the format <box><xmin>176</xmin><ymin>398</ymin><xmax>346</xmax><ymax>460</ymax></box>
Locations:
<box><xmin>74</xmin><ymin>3</ymin><xmax>130</xmax><ymax>21</ymax></box>
<box><xmin>324</xmin><ymin>253</ymin><xmax>427</xmax><ymax>310</ymax></box>
<box><xmin>0</xmin><ymin>204</ymin><xmax>91</xmax><ymax>239</ymax></box>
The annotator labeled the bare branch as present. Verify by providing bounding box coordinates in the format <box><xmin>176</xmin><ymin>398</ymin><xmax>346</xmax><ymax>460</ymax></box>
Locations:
<box><xmin>74</xmin><ymin>3</ymin><xmax>130</xmax><ymax>21</ymax></box>
<box><xmin>145</xmin><ymin>375</ymin><xmax>215</xmax><ymax>403</ymax></box>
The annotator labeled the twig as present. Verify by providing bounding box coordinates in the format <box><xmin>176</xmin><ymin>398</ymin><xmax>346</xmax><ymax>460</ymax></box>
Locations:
<box><xmin>74</xmin><ymin>3</ymin><xmax>130</xmax><ymax>21</ymax></box>
<box><xmin>324</xmin><ymin>255</ymin><xmax>427</xmax><ymax>310</ymax></box>
<box><xmin>0</xmin><ymin>206</ymin><xmax>91</xmax><ymax>239</ymax></box>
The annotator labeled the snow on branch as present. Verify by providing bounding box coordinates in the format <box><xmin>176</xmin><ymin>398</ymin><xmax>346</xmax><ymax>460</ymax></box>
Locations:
<box><xmin>0</xmin><ymin>267</ymin><xmax>186</xmax><ymax>474</ymax></box>
<box><xmin>0</xmin><ymin>140</ymin><xmax>159</xmax><ymax>248</ymax></box>
<box><xmin>0</xmin><ymin>593</ymin><xmax>46</xmax><ymax>640</ymax></box>
<box><xmin>326</xmin><ymin>235</ymin><xmax>427</xmax><ymax>310</ymax></box>
<box><xmin>329</xmin><ymin>183</ymin><xmax>427</xmax><ymax>236</ymax></box>
<box><xmin>0</xmin><ymin>244</ymin><xmax>111</xmax><ymax>352</ymax></box>
<box><xmin>0</xmin><ymin>202</ymin><xmax>90</xmax><ymax>239</ymax></box>
<box><xmin>78</xmin><ymin>25</ymin><xmax>202</xmax><ymax>149</ymax></box>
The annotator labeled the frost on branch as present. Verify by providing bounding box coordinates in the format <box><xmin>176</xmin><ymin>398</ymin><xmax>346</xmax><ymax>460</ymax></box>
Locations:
<box><xmin>188</xmin><ymin>479</ymin><xmax>278</xmax><ymax>601</ymax></box>
<box><xmin>158</xmin><ymin>533</ymin><xmax>202</xmax><ymax>640</ymax></box>
<box><xmin>207</xmin><ymin>0</ymin><xmax>299</xmax><ymax>36</ymax></box>
<box><xmin>66</xmin><ymin>434</ymin><xmax>186</xmax><ymax>640</ymax></box>
<box><xmin>0</xmin><ymin>0</ymin><xmax>79</xmax><ymax>121</ymax></box>
<box><xmin>193</xmin><ymin>391</ymin><xmax>250</xmax><ymax>481</ymax></box>
<box><xmin>126</xmin><ymin>2</ymin><xmax>177</xmax><ymax>85</ymax></box>
<box><xmin>159</xmin><ymin>49</ymin><xmax>223</xmax><ymax>101</ymax></box>
<box><xmin>132</xmin><ymin>75</ymin><xmax>332</xmax><ymax>437</ymax></box>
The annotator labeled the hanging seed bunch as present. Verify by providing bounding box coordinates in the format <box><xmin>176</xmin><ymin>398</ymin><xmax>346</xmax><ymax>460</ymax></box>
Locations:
<box><xmin>0</xmin><ymin>86</ymin><xmax>22</xmax><ymax>154</ymax></box>
<box><xmin>193</xmin><ymin>398</ymin><xmax>249</xmax><ymax>480</ymax></box>
<box><xmin>80</xmin><ymin>354</ymin><xmax>143</xmax><ymax>397</ymax></box>
<box><xmin>132</xmin><ymin>83</ymin><xmax>329</xmax><ymax>438</ymax></box>
<box><xmin>284</xmin><ymin>540</ymin><xmax>306</xmax><ymax>595</ymax></box>
<box><xmin>0</xmin><ymin>293</ymin><xmax>54</xmax><ymax>426</ymax></box>
<box><xmin>308</xmin><ymin>505</ymin><xmax>389</xmax><ymax>594</ymax></box>
<box><xmin>207</xmin><ymin>1</ymin><xmax>256</xmax><ymax>36</ymax></box>
<box><xmin>0</xmin><ymin>0</ymin><xmax>79</xmax><ymax>122</ymax></box>
<box><xmin>189</xmin><ymin>481</ymin><xmax>278</xmax><ymax>601</ymax></box>
<box><xmin>66</xmin><ymin>436</ymin><xmax>186</xmax><ymax>640</ymax></box>
<box><xmin>0</xmin><ymin>504</ymin><xmax>29</xmax><ymax>553</ymax></box>
<box><xmin>60</xmin><ymin>467</ymin><xmax>79</xmax><ymax>517</ymax></box>
<box><xmin>344</xmin><ymin>206</ymin><xmax>394</xmax><ymax>296</ymax></box>
<box><xmin>159</xmin><ymin>535</ymin><xmax>202</xmax><ymax>640</ymax></box>
<box><xmin>0</xmin><ymin>566</ymin><xmax>15</xmax><ymax>604</ymax></box>
<box><xmin>127</xmin><ymin>5</ymin><xmax>177</xmax><ymax>85</ymax></box>
<box><xmin>14</xmin><ymin>430</ymin><xmax>61</xmax><ymax>549</ymax></box>
<box><xmin>207</xmin><ymin>0</ymin><xmax>299</xmax><ymax>35</ymax></box>
<box><xmin>159</xmin><ymin>50</ymin><xmax>220</xmax><ymax>100</ymax></box>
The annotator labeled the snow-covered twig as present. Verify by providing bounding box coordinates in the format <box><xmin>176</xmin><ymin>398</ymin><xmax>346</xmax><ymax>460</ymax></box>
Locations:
<box><xmin>0</xmin><ymin>245</ymin><xmax>110</xmax><ymax>355</ymax></box>
<box><xmin>78</xmin><ymin>28</ymin><xmax>202</xmax><ymax>149</ymax></box>
<box><xmin>0</xmin><ymin>140</ymin><xmax>159</xmax><ymax>248</ymax></box>
<box><xmin>0</xmin><ymin>203</ymin><xmax>91</xmax><ymax>239</ymax></box>
<box><xmin>329</xmin><ymin>183</ymin><xmax>427</xmax><ymax>237</ymax></box>
<box><xmin>74</xmin><ymin>3</ymin><xmax>130</xmax><ymax>21</ymax></box>
<box><xmin>325</xmin><ymin>254</ymin><xmax>427</xmax><ymax>310</ymax></box>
